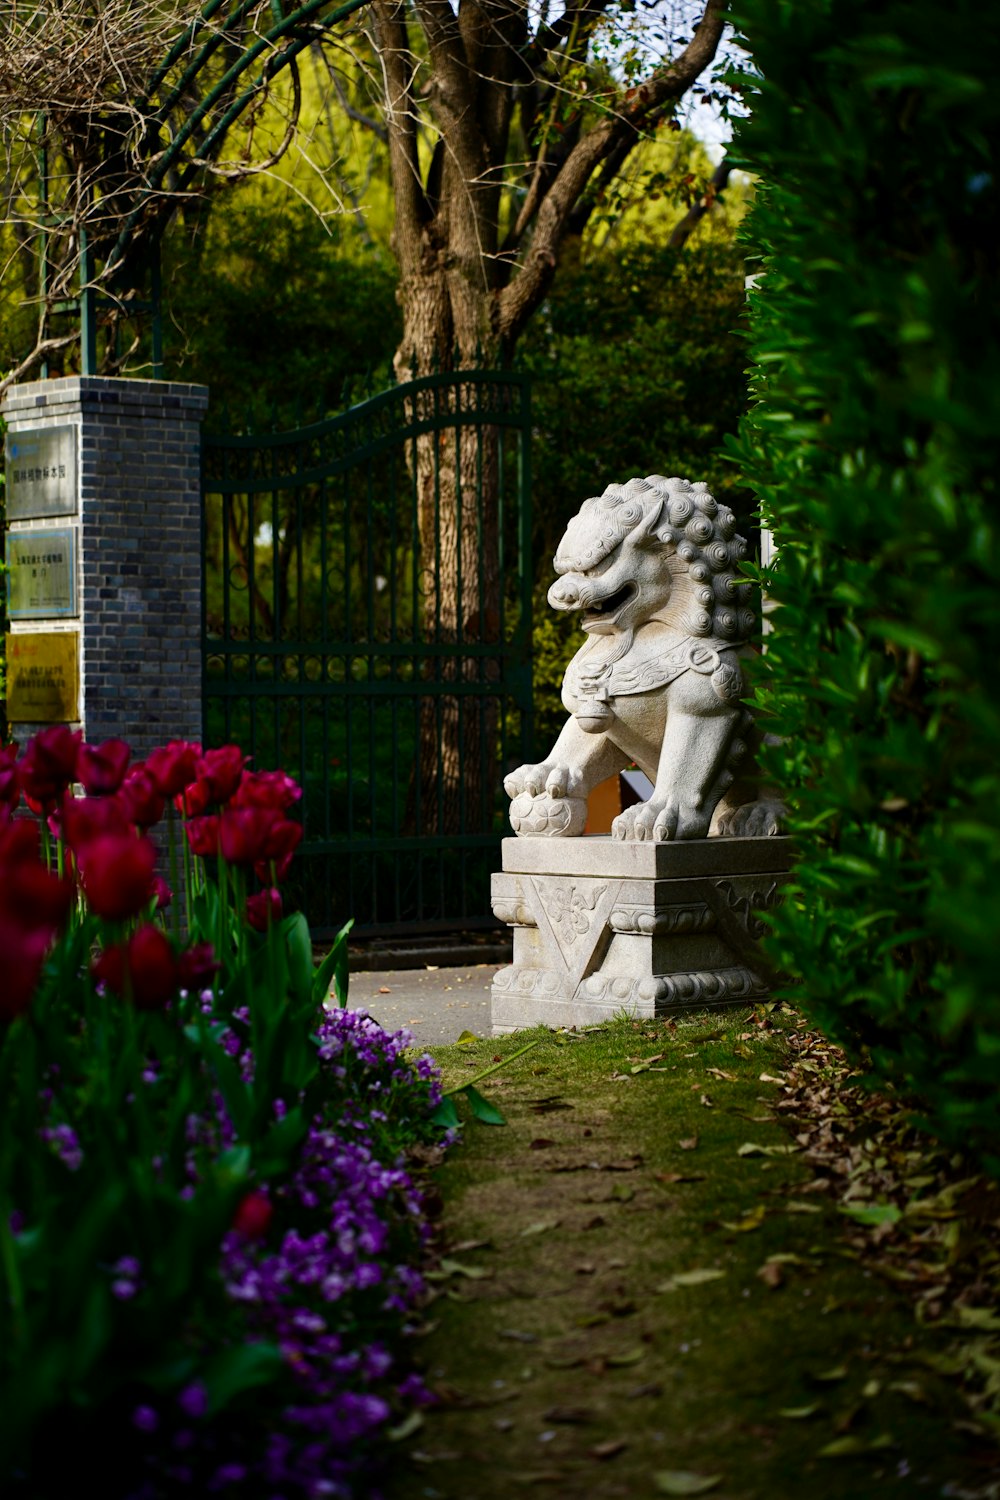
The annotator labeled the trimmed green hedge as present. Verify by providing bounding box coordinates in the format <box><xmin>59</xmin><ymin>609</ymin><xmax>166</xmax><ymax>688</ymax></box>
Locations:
<box><xmin>730</xmin><ymin>0</ymin><xmax>1000</xmax><ymax>1160</ymax></box>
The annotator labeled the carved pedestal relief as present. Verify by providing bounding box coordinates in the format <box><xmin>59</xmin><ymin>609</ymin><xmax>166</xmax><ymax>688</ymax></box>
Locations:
<box><xmin>491</xmin><ymin>848</ymin><xmax>791</xmax><ymax>1032</ymax></box>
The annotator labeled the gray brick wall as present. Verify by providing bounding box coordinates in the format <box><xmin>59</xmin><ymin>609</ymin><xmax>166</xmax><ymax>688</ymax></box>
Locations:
<box><xmin>3</xmin><ymin>377</ymin><xmax>209</xmax><ymax>764</ymax></box>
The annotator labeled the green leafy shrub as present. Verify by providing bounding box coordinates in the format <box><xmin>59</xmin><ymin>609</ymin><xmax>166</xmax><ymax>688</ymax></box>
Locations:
<box><xmin>729</xmin><ymin>0</ymin><xmax>1000</xmax><ymax>1160</ymax></box>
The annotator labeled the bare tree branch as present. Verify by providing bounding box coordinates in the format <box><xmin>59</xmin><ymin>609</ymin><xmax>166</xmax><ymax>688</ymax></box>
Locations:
<box><xmin>667</xmin><ymin>155</ymin><xmax>732</xmax><ymax>248</ymax></box>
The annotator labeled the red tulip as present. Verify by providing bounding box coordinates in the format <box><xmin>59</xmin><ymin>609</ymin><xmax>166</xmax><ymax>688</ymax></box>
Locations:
<box><xmin>18</xmin><ymin>727</ymin><xmax>82</xmax><ymax>808</ymax></box>
<box><xmin>178</xmin><ymin>777</ymin><xmax>212</xmax><ymax>818</ymax></box>
<box><xmin>76</xmin><ymin>738</ymin><xmax>131</xmax><ymax>796</ymax></box>
<box><xmin>120</xmin><ymin>767</ymin><xmax>165</xmax><ymax>829</ymax></box>
<box><xmin>177</xmin><ymin>942</ymin><xmax>220</xmax><ymax>993</ymax></box>
<box><xmin>252</xmin><ymin>816</ymin><xmax>303</xmax><ymax>884</ymax></box>
<box><xmin>185</xmin><ymin>815</ymin><xmax>220</xmax><ymax>858</ymax></box>
<box><xmin>246</xmin><ymin>887</ymin><xmax>282</xmax><ymax>932</ymax></box>
<box><xmin>233</xmin><ymin>770</ymin><xmax>302</xmax><ymax>814</ymax></box>
<box><xmin>218</xmin><ymin>807</ymin><xmax>275</xmax><ymax>867</ymax></box>
<box><xmin>93</xmin><ymin>925</ymin><xmax>179</xmax><ymax>1010</ymax></box>
<box><xmin>61</xmin><ymin>793</ymin><xmax>132</xmax><ymax>853</ymax></box>
<box><xmin>0</xmin><ymin>820</ymin><xmax>74</xmax><ymax>932</ymax></box>
<box><xmin>152</xmin><ymin>875</ymin><xmax>172</xmax><ymax>910</ymax></box>
<box><xmin>232</xmin><ymin>1191</ymin><xmax>273</xmax><ymax>1241</ymax></box>
<box><xmin>0</xmin><ymin>818</ymin><xmax>42</xmax><ymax>867</ymax></box>
<box><xmin>262</xmin><ymin>817</ymin><xmax>303</xmax><ymax>863</ymax></box>
<box><xmin>77</xmin><ymin>833</ymin><xmax>157</xmax><ymax>920</ymax></box>
<box><xmin>196</xmin><ymin>746</ymin><xmax>247</xmax><ymax>806</ymax></box>
<box><xmin>146</xmin><ymin>741</ymin><xmax>201</xmax><ymax>798</ymax></box>
<box><xmin>0</xmin><ymin>919</ymin><xmax>50</xmax><ymax>1022</ymax></box>
<box><xmin>0</xmin><ymin>744</ymin><xmax>19</xmax><ymax>808</ymax></box>
<box><xmin>0</xmin><ymin>817</ymin><xmax>73</xmax><ymax>1019</ymax></box>
<box><xmin>0</xmin><ymin>859</ymin><xmax>74</xmax><ymax>932</ymax></box>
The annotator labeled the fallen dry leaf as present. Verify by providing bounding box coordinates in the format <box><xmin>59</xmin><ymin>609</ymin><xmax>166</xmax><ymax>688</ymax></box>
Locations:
<box><xmin>589</xmin><ymin>1439</ymin><xmax>627</xmax><ymax>1461</ymax></box>
<box><xmin>756</xmin><ymin>1260</ymin><xmax>784</xmax><ymax>1289</ymax></box>
<box><xmin>678</xmin><ymin>1136</ymin><xmax>699</xmax><ymax>1151</ymax></box>
<box><xmin>721</xmin><ymin>1205</ymin><xmax>768</xmax><ymax>1233</ymax></box>
<box><xmin>543</xmin><ymin>1406</ymin><xmax>595</xmax><ymax>1425</ymax></box>
<box><xmin>658</xmin><ymin>1268</ymin><xmax>726</xmax><ymax>1291</ymax></box>
<box><xmin>654</xmin><ymin>1471</ymin><xmax>722</xmax><ymax>1495</ymax></box>
<box><xmin>810</xmin><ymin>1364</ymin><xmax>849</xmax><ymax>1384</ymax></box>
<box><xmin>519</xmin><ymin>1219</ymin><xmax>560</xmax><ymax>1237</ymax></box>
<box><xmin>817</xmin><ymin>1432</ymin><xmax>895</xmax><ymax>1458</ymax></box>
<box><xmin>606</xmin><ymin>1347</ymin><xmax>646</xmax><ymax>1367</ymax></box>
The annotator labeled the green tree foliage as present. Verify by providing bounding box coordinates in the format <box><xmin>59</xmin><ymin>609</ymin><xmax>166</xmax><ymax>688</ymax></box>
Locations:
<box><xmin>165</xmin><ymin>195</ymin><xmax>399</xmax><ymax>421</ymax></box>
<box><xmin>730</xmin><ymin>0</ymin><xmax>1000</xmax><ymax>1160</ymax></box>
<box><xmin>523</xmin><ymin>228</ymin><xmax>753</xmax><ymax>750</ymax></box>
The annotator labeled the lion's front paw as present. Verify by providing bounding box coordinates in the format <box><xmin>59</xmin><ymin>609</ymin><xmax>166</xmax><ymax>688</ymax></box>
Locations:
<box><xmin>612</xmin><ymin>800</ymin><xmax>676</xmax><ymax>842</ymax></box>
<box><xmin>504</xmin><ymin>761</ymin><xmax>581</xmax><ymax>800</ymax></box>
<box><xmin>613</xmin><ymin>798</ymin><xmax>712</xmax><ymax>842</ymax></box>
<box><xmin>717</xmin><ymin>799</ymin><xmax>786</xmax><ymax>838</ymax></box>
<box><xmin>509</xmin><ymin>791</ymin><xmax>587</xmax><ymax>838</ymax></box>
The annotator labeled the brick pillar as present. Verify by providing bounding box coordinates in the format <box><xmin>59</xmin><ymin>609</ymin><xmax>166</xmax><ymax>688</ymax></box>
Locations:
<box><xmin>3</xmin><ymin>377</ymin><xmax>208</xmax><ymax>759</ymax></box>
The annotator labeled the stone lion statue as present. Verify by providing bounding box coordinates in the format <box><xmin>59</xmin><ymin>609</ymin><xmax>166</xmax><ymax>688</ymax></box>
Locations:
<box><xmin>504</xmin><ymin>475</ymin><xmax>783</xmax><ymax>841</ymax></box>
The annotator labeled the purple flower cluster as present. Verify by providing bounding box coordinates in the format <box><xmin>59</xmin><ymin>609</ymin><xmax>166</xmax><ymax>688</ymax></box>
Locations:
<box><xmin>315</xmin><ymin>1007</ymin><xmax>443</xmax><ymax>1111</ymax></box>
<box><xmin>39</xmin><ymin>1121</ymin><xmax>84</xmax><ymax>1172</ymax></box>
<box><xmin>123</xmin><ymin>1008</ymin><xmax>444</xmax><ymax>1498</ymax></box>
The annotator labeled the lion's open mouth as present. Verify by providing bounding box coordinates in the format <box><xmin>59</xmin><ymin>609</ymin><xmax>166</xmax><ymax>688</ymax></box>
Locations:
<box><xmin>582</xmin><ymin>581</ymin><xmax>636</xmax><ymax>629</ymax></box>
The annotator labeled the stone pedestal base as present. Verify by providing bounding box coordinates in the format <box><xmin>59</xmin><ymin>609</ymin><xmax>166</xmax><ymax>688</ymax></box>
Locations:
<box><xmin>490</xmin><ymin>835</ymin><xmax>793</xmax><ymax>1034</ymax></box>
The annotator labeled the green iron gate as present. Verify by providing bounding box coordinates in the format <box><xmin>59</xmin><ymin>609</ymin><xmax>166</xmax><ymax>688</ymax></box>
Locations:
<box><xmin>201</xmin><ymin>371</ymin><xmax>533</xmax><ymax>939</ymax></box>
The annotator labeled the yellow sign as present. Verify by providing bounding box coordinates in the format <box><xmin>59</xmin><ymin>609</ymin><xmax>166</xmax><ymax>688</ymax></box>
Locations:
<box><xmin>5</xmin><ymin>632</ymin><xmax>79</xmax><ymax>723</ymax></box>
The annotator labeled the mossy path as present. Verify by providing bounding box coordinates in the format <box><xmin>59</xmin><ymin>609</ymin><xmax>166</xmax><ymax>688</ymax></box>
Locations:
<box><xmin>385</xmin><ymin>1009</ymin><xmax>1000</xmax><ymax>1500</ymax></box>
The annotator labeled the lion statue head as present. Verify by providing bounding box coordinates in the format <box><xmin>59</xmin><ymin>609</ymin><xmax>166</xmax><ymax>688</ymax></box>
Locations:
<box><xmin>549</xmin><ymin>475</ymin><xmax>756</xmax><ymax>643</ymax></box>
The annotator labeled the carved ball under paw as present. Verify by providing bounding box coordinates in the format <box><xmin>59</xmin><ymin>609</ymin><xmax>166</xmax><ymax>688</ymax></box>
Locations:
<box><xmin>509</xmin><ymin>791</ymin><xmax>588</xmax><ymax>838</ymax></box>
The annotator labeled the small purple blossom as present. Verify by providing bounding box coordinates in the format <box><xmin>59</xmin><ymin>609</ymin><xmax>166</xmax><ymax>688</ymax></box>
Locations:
<box><xmin>211</xmin><ymin>1462</ymin><xmax>247</xmax><ymax>1488</ymax></box>
<box><xmin>39</xmin><ymin>1123</ymin><xmax>83</xmax><ymax>1172</ymax></box>
<box><xmin>178</xmin><ymin>1382</ymin><xmax>209</xmax><ymax>1420</ymax></box>
<box><xmin>132</xmin><ymin>1405</ymin><xmax>159</xmax><ymax>1434</ymax></box>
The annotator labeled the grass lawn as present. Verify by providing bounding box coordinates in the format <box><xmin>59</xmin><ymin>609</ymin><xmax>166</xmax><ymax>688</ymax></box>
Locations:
<box><xmin>385</xmin><ymin>1007</ymin><xmax>1000</xmax><ymax>1499</ymax></box>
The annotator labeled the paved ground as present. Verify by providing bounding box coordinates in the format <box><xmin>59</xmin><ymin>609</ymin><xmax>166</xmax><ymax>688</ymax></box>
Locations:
<box><xmin>344</xmin><ymin>964</ymin><xmax>500</xmax><ymax>1046</ymax></box>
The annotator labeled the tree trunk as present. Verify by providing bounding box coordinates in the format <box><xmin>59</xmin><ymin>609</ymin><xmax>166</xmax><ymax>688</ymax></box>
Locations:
<box><xmin>401</xmin><ymin>294</ymin><xmax>503</xmax><ymax>837</ymax></box>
